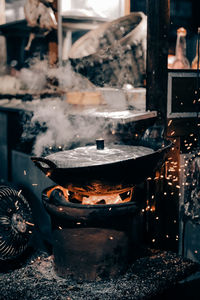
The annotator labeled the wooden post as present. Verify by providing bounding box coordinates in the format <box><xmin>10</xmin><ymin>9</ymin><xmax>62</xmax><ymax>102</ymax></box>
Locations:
<box><xmin>0</xmin><ymin>0</ymin><xmax>6</xmax><ymax>70</ymax></box>
<box><xmin>0</xmin><ymin>0</ymin><xmax>5</xmax><ymax>25</ymax></box>
<box><xmin>48</xmin><ymin>0</ymin><xmax>58</xmax><ymax>66</ymax></box>
<box><xmin>124</xmin><ymin>0</ymin><xmax>130</xmax><ymax>15</ymax></box>
<box><xmin>146</xmin><ymin>0</ymin><xmax>170</xmax><ymax>125</ymax></box>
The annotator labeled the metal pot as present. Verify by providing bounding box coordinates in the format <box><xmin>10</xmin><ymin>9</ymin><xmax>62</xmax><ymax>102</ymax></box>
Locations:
<box><xmin>31</xmin><ymin>139</ymin><xmax>172</xmax><ymax>188</ymax></box>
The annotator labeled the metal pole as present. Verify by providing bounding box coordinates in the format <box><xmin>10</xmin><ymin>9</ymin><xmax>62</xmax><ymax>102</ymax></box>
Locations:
<box><xmin>146</xmin><ymin>0</ymin><xmax>170</xmax><ymax>125</ymax></box>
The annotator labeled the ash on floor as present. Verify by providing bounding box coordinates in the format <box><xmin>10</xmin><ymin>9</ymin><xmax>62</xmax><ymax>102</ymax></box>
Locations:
<box><xmin>0</xmin><ymin>249</ymin><xmax>199</xmax><ymax>300</ymax></box>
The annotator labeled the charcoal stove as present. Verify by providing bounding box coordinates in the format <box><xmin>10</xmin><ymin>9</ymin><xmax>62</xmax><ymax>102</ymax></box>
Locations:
<box><xmin>42</xmin><ymin>183</ymin><xmax>139</xmax><ymax>281</ymax></box>
<box><xmin>32</xmin><ymin>138</ymin><xmax>171</xmax><ymax>281</ymax></box>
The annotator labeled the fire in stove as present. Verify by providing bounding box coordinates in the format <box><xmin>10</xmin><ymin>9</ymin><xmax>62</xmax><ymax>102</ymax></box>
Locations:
<box><xmin>47</xmin><ymin>184</ymin><xmax>134</xmax><ymax>205</ymax></box>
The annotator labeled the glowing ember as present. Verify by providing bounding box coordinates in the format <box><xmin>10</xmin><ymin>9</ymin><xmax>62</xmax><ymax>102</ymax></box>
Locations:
<box><xmin>47</xmin><ymin>184</ymin><xmax>134</xmax><ymax>205</ymax></box>
<box><xmin>82</xmin><ymin>193</ymin><xmax>128</xmax><ymax>205</ymax></box>
<box><xmin>47</xmin><ymin>185</ymin><xmax>69</xmax><ymax>201</ymax></box>
<box><xmin>25</xmin><ymin>221</ymin><xmax>35</xmax><ymax>226</ymax></box>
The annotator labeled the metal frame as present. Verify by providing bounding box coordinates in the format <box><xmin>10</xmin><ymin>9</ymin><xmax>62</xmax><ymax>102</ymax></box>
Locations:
<box><xmin>167</xmin><ymin>71</ymin><xmax>199</xmax><ymax>118</ymax></box>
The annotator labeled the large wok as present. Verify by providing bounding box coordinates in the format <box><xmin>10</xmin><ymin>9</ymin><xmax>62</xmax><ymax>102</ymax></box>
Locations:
<box><xmin>31</xmin><ymin>138</ymin><xmax>172</xmax><ymax>188</ymax></box>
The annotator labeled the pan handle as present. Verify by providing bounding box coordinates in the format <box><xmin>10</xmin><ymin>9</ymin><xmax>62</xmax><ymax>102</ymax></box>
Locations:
<box><xmin>31</xmin><ymin>157</ymin><xmax>57</xmax><ymax>172</ymax></box>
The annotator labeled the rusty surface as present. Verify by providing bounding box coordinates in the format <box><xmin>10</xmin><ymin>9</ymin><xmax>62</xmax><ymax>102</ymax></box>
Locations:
<box><xmin>52</xmin><ymin>227</ymin><xmax>131</xmax><ymax>281</ymax></box>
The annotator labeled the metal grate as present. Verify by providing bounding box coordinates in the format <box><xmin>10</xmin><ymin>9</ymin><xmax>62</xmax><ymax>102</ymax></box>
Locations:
<box><xmin>0</xmin><ymin>185</ymin><xmax>34</xmax><ymax>260</ymax></box>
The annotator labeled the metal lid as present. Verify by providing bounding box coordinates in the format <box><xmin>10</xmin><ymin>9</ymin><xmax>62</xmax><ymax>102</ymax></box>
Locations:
<box><xmin>45</xmin><ymin>144</ymin><xmax>154</xmax><ymax>168</ymax></box>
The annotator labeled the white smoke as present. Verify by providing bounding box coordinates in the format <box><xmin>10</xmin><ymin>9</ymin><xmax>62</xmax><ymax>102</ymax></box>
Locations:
<box><xmin>23</xmin><ymin>98</ymin><xmax>118</xmax><ymax>156</ymax></box>
<box><xmin>19</xmin><ymin>58</ymin><xmax>143</xmax><ymax>156</ymax></box>
<box><xmin>19</xmin><ymin>59</ymin><xmax>95</xmax><ymax>92</ymax></box>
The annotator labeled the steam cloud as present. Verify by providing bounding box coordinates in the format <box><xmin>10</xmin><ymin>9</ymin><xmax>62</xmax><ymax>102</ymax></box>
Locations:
<box><xmin>19</xmin><ymin>59</ymin><xmax>95</xmax><ymax>91</ymax></box>
<box><xmin>22</xmin><ymin>98</ymin><xmax>118</xmax><ymax>157</ymax></box>
<box><xmin>19</xmin><ymin>57</ymin><xmax>141</xmax><ymax>156</ymax></box>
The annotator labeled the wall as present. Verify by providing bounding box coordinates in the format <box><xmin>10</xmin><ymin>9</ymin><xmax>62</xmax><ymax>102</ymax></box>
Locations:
<box><xmin>5</xmin><ymin>0</ymin><xmax>26</xmax><ymax>23</ymax></box>
<box><xmin>61</xmin><ymin>0</ymin><xmax>125</xmax><ymax>19</ymax></box>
